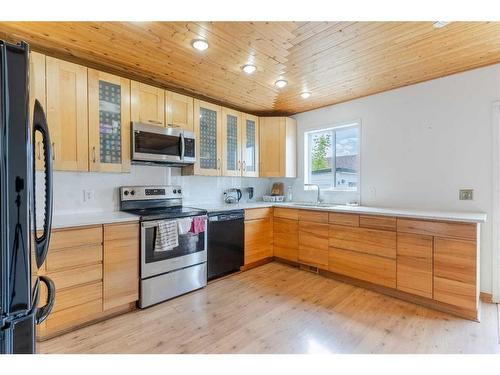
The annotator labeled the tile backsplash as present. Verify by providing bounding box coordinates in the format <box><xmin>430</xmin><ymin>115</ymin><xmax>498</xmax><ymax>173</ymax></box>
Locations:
<box><xmin>36</xmin><ymin>165</ymin><xmax>274</xmax><ymax>216</ymax></box>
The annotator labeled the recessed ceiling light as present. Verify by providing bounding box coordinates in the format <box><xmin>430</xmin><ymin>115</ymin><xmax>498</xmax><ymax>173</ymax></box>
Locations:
<box><xmin>433</xmin><ymin>21</ymin><xmax>450</xmax><ymax>29</ymax></box>
<box><xmin>192</xmin><ymin>39</ymin><xmax>209</xmax><ymax>51</ymax></box>
<box><xmin>275</xmin><ymin>79</ymin><xmax>288</xmax><ymax>89</ymax></box>
<box><xmin>242</xmin><ymin>64</ymin><xmax>257</xmax><ymax>74</ymax></box>
<box><xmin>300</xmin><ymin>92</ymin><xmax>311</xmax><ymax>99</ymax></box>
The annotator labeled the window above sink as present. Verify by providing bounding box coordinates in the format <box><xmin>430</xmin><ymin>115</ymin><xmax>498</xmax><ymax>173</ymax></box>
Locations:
<box><xmin>304</xmin><ymin>121</ymin><xmax>360</xmax><ymax>192</ymax></box>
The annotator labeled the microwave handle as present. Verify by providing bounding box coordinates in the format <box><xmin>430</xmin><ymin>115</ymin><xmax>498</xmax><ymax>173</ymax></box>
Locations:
<box><xmin>180</xmin><ymin>132</ymin><xmax>185</xmax><ymax>160</ymax></box>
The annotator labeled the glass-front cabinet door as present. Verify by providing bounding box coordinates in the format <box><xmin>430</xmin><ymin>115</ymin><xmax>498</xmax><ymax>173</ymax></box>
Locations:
<box><xmin>222</xmin><ymin>108</ymin><xmax>242</xmax><ymax>177</ymax></box>
<box><xmin>242</xmin><ymin>113</ymin><xmax>259</xmax><ymax>177</ymax></box>
<box><xmin>193</xmin><ymin>99</ymin><xmax>222</xmax><ymax>176</ymax></box>
<box><xmin>88</xmin><ymin>69</ymin><xmax>131</xmax><ymax>173</ymax></box>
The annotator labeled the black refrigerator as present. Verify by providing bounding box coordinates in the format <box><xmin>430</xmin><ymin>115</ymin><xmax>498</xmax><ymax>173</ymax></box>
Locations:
<box><xmin>0</xmin><ymin>40</ymin><xmax>55</xmax><ymax>354</ymax></box>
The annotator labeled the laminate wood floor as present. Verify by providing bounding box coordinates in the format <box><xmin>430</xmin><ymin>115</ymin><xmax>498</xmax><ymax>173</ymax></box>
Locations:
<box><xmin>38</xmin><ymin>262</ymin><xmax>500</xmax><ymax>354</ymax></box>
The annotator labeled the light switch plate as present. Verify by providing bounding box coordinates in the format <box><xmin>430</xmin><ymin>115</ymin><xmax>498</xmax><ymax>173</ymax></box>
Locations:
<box><xmin>459</xmin><ymin>189</ymin><xmax>473</xmax><ymax>200</ymax></box>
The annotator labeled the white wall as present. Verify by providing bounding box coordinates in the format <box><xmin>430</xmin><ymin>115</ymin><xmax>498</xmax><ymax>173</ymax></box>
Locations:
<box><xmin>292</xmin><ymin>63</ymin><xmax>500</xmax><ymax>294</ymax></box>
<box><xmin>36</xmin><ymin>165</ymin><xmax>272</xmax><ymax>215</ymax></box>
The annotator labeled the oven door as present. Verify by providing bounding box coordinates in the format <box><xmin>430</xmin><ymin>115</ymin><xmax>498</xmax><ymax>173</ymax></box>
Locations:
<box><xmin>141</xmin><ymin>216</ymin><xmax>207</xmax><ymax>279</ymax></box>
<box><xmin>132</xmin><ymin>122</ymin><xmax>184</xmax><ymax>163</ymax></box>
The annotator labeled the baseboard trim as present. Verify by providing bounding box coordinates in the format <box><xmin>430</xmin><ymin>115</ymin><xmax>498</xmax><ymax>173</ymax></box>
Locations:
<box><xmin>36</xmin><ymin>302</ymin><xmax>136</xmax><ymax>342</ymax></box>
<box><xmin>240</xmin><ymin>257</ymin><xmax>273</xmax><ymax>272</ymax></box>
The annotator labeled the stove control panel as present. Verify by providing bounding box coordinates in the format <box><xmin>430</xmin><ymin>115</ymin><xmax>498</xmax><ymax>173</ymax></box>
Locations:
<box><xmin>120</xmin><ymin>185</ymin><xmax>182</xmax><ymax>201</ymax></box>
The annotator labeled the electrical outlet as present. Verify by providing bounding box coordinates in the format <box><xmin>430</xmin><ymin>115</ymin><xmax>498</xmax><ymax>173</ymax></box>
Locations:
<box><xmin>83</xmin><ymin>189</ymin><xmax>95</xmax><ymax>202</ymax></box>
<box><xmin>459</xmin><ymin>189</ymin><xmax>473</xmax><ymax>201</ymax></box>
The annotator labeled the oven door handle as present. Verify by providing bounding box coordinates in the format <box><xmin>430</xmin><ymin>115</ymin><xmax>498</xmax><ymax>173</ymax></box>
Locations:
<box><xmin>141</xmin><ymin>216</ymin><xmax>206</xmax><ymax>229</ymax></box>
<box><xmin>141</xmin><ymin>219</ymin><xmax>176</xmax><ymax>229</ymax></box>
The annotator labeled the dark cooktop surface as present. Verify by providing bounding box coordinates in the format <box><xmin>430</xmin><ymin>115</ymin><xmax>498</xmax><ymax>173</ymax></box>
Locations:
<box><xmin>123</xmin><ymin>206</ymin><xmax>207</xmax><ymax>221</ymax></box>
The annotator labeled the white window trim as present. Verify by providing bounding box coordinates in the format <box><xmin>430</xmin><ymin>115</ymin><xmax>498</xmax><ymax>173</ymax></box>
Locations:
<box><xmin>304</xmin><ymin>120</ymin><xmax>361</xmax><ymax>193</ymax></box>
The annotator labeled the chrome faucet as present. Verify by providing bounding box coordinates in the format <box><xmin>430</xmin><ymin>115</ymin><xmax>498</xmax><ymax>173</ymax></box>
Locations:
<box><xmin>305</xmin><ymin>184</ymin><xmax>322</xmax><ymax>204</ymax></box>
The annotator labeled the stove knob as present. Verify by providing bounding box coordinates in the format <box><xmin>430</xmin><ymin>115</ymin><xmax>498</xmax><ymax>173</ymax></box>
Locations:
<box><xmin>130</xmin><ymin>190</ymin><xmax>135</xmax><ymax>196</ymax></box>
<box><xmin>123</xmin><ymin>190</ymin><xmax>129</xmax><ymax>196</ymax></box>
<box><xmin>178</xmin><ymin>189</ymin><xmax>182</xmax><ymax>194</ymax></box>
<box><xmin>173</xmin><ymin>189</ymin><xmax>177</xmax><ymax>194</ymax></box>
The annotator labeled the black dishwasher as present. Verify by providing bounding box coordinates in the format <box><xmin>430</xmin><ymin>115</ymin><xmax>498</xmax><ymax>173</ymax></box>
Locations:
<box><xmin>207</xmin><ymin>209</ymin><xmax>244</xmax><ymax>281</ymax></box>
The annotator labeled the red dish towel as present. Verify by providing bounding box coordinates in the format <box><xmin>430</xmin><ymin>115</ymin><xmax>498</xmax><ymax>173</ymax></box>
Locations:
<box><xmin>190</xmin><ymin>216</ymin><xmax>206</xmax><ymax>235</ymax></box>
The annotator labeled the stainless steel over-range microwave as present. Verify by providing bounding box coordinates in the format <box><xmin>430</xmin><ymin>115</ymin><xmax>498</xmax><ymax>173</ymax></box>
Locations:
<box><xmin>131</xmin><ymin>122</ymin><xmax>196</xmax><ymax>166</ymax></box>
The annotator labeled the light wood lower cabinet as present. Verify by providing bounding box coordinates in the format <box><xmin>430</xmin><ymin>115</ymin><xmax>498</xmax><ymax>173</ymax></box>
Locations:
<box><xmin>268</xmin><ymin>207</ymin><xmax>480</xmax><ymax>320</ymax></box>
<box><xmin>244</xmin><ymin>208</ymin><xmax>273</xmax><ymax>265</ymax></box>
<box><xmin>329</xmin><ymin>247</ymin><xmax>397</xmax><ymax>288</ymax></box>
<box><xmin>396</xmin><ymin>233</ymin><xmax>433</xmax><ymax>298</ymax></box>
<box><xmin>298</xmin><ymin>219</ymin><xmax>329</xmax><ymax>269</ymax></box>
<box><xmin>274</xmin><ymin>218</ymin><xmax>298</xmax><ymax>262</ymax></box>
<box><xmin>103</xmin><ymin>223</ymin><xmax>140</xmax><ymax>311</ymax></box>
<box><xmin>433</xmin><ymin>237</ymin><xmax>477</xmax><ymax>311</ymax></box>
<box><xmin>36</xmin><ymin>222</ymin><xmax>139</xmax><ymax>340</ymax></box>
<box><xmin>329</xmin><ymin>225</ymin><xmax>396</xmax><ymax>259</ymax></box>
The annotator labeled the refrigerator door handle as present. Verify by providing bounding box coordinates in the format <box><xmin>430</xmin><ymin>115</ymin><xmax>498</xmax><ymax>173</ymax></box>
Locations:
<box><xmin>32</xmin><ymin>99</ymin><xmax>53</xmax><ymax>269</ymax></box>
<box><xmin>33</xmin><ymin>276</ymin><xmax>55</xmax><ymax>324</ymax></box>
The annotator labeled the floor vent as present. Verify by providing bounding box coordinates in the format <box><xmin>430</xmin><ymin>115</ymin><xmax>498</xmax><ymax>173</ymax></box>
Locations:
<box><xmin>299</xmin><ymin>264</ymin><xmax>319</xmax><ymax>274</ymax></box>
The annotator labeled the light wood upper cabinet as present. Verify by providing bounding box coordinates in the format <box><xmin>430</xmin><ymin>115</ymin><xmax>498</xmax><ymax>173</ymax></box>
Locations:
<box><xmin>242</xmin><ymin>113</ymin><xmax>259</xmax><ymax>177</ymax></box>
<box><xmin>103</xmin><ymin>223</ymin><xmax>139</xmax><ymax>311</ymax></box>
<box><xmin>130</xmin><ymin>81</ymin><xmax>165</xmax><ymax>126</ymax></box>
<box><xmin>45</xmin><ymin>57</ymin><xmax>89</xmax><ymax>171</ymax></box>
<box><xmin>166</xmin><ymin>91</ymin><xmax>194</xmax><ymax>131</ymax></box>
<box><xmin>259</xmin><ymin>117</ymin><xmax>296</xmax><ymax>178</ymax></box>
<box><xmin>88</xmin><ymin>69</ymin><xmax>131</xmax><ymax>173</ymax></box>
<box><xmin>221</xmin><ymin>107</ymin><xmax>242</xmax><ymax>177</ymax></box>
<box><xmin>29</xmin><ymin>52</ymin><xmax>46</xmax><ymax>171</ymax></box>
<box><xmin>193</xmin><ymin>99</ymin><xmax>222</xmax><ymax>176</ymax></box>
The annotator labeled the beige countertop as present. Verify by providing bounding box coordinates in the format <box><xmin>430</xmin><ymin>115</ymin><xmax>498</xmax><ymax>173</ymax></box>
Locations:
<box><xmin>40</xmin><ymin>201</ymin><xmax>486</xmax><ymax>230</ymax></box>
<box><xmin>38</xmin><ymin>211</ymin><xmax>139</xmax><ymax>230</ymax></box>
<box><xmin>194</xmin><ymin>201</ymin><xmax>486</xmax><ymax>223</ymax></box>
<box><xmin>274</xmin><ymin>202</ymin><xmax>487</xmax><ymax>223</ymax></box>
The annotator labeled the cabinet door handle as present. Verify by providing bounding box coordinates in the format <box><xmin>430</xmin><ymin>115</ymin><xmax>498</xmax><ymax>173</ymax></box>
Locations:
<box><xmin>148</xmin><ymin>119</ymin><xmax>163</xmax><ymax>125</ymax></box>
<box><xmin>243</xmin><ymin>161</ymin><xmax>246</xmax><ymax>172</ymax></box>
<box><xmin>51</xmin><ymin>142</ymin><xmax>55</xmax><ymax>161</ymax></box>
<box><xmin>92</xmin><ymin>146</ymin><xmax>96</xmax><ymax>163</ymax></box>
<box><xmin>217</xmin><ymin>158</ymin><xmax>221</xmax><ymax>170</ymax></box>
<box><xmin>237</xmin><ymin>160</ymin><xmax>241</xmax><ymax>171</ymax></box>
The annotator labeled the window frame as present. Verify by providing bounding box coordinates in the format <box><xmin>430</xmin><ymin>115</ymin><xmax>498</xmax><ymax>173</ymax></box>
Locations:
<box><xmin>304</xmin><ymin>120</ymin><xmax>361</xmax><ymax>192</ymax></box>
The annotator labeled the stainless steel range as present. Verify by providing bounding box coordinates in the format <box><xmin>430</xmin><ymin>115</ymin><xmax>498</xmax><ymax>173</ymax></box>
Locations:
<box><xmin>119</xmin><ymin>185</ymin><xmax>207</xmax><ymax>308</ymax></box>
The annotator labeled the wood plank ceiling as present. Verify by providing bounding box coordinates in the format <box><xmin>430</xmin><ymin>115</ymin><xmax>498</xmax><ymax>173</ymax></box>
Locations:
<box><xmin>0</xmin><ymin>22</ymin><xmax>499</xmax><ymax>115</ymax></box>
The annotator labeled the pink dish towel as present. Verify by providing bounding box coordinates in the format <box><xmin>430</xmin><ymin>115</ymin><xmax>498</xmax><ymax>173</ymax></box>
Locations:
<box><xmin>190</xmin><ymin>216</ymin><xmax>206</xmax><ymax>235</ymax></box>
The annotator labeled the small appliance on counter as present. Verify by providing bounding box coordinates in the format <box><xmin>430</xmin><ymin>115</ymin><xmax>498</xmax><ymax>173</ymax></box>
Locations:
<box><xmin>246</xmin><ymin>187</ymin><xmax>255</xmax><ymax>202</ymax></box>
<box><xmin>263</xmin><ymin>182</ymin><xmax>285</xmax><ymax>202</ymax></box>
<box><xmin>119</xmin><ymin>185</ymin><xmax>207</xmax><ymax>308</ymax></box>
<box><xmin>223</xmin><ymin>188</ymin><xmax>242</xmax><ymax>204</ymax></box>
<box><xmin>207</xmin><ymin>209</ymin><xmax>244</xmax><ymax>281</ymax></box>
